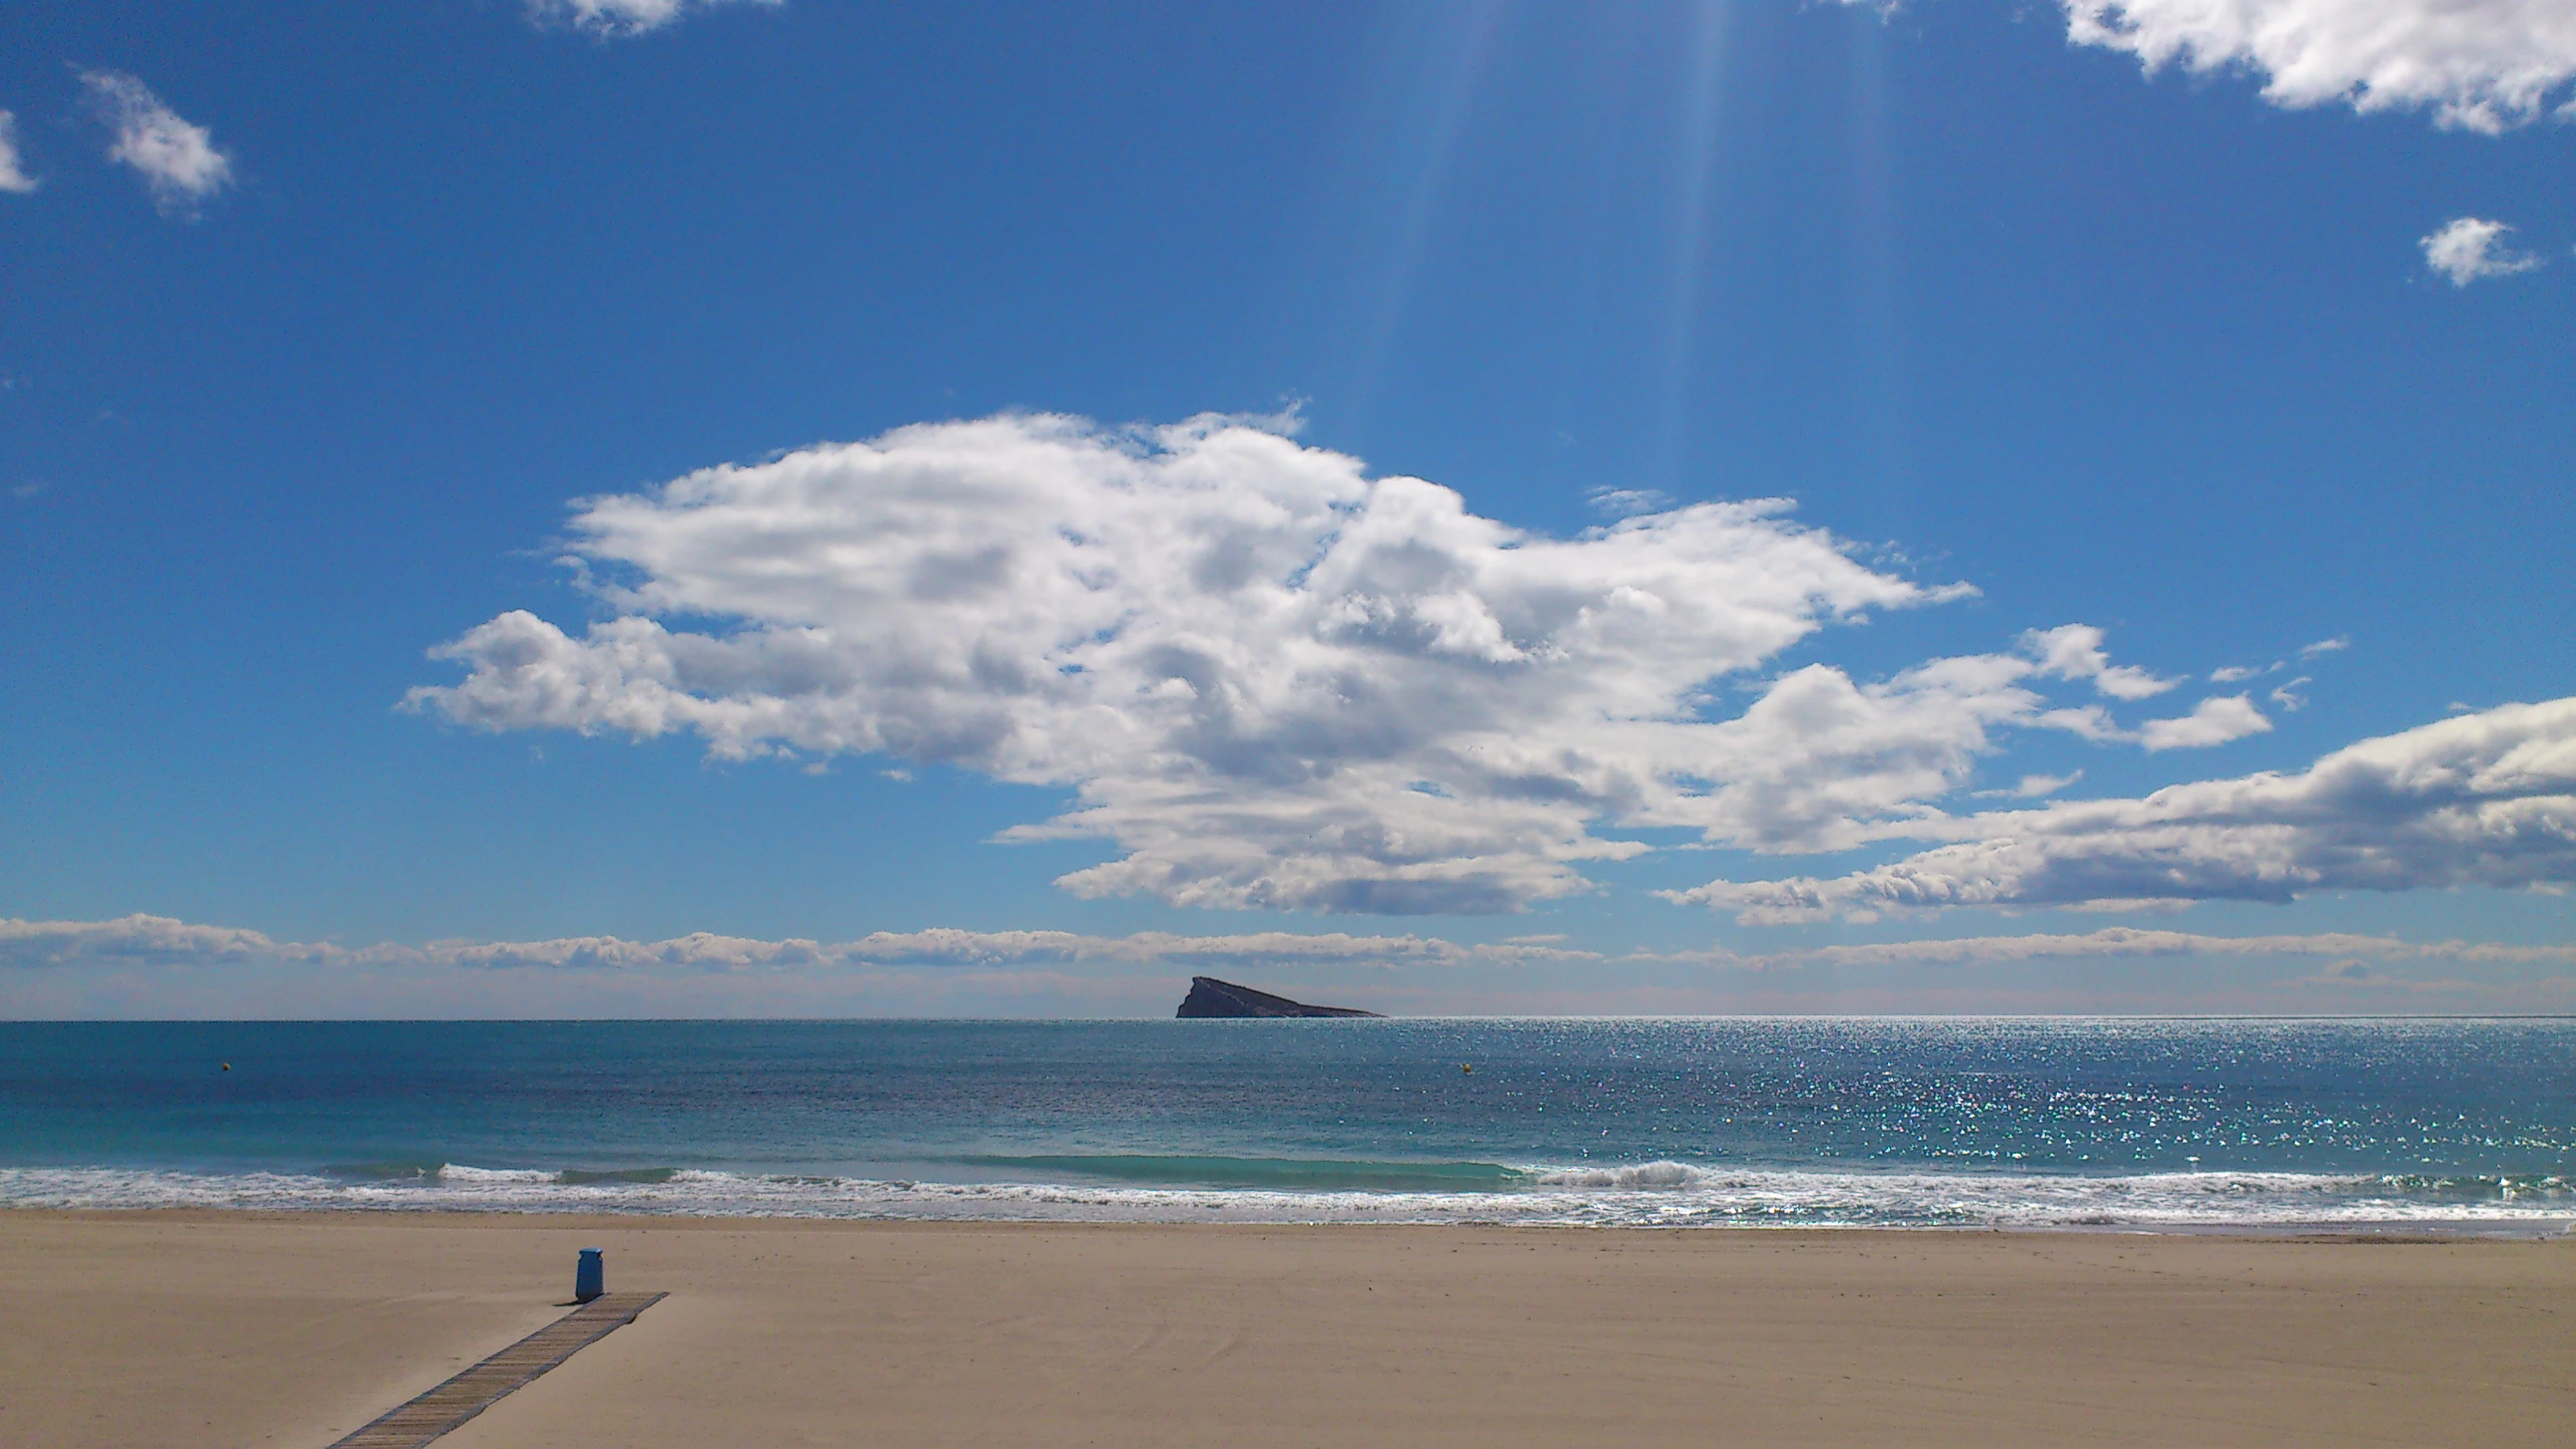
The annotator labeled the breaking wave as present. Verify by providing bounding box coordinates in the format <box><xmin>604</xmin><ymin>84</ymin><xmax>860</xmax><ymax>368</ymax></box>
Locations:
<box><xmin>6</xmin><ymin>1161</ymin><xmax>2570</xmax><ymax>1231</ymax></box>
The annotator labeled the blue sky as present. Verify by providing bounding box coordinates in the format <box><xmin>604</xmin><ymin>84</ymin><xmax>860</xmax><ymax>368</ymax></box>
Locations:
<box><xmin>3</xmin><ymin>0</ymin><xmax>2570</xmax><ymax>1016</ymax></box>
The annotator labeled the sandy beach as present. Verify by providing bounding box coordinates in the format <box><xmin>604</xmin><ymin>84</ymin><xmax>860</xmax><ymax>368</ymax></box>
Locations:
<box><xmin>1</xmin><ymin>1211</ymin><xmax>2568</xmax><ymax>1447</ymax></box>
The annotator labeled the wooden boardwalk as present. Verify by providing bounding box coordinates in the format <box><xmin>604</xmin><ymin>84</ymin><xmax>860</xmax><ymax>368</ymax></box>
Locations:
<box><xmin>328</xmin><ymin>1292</ymin><xmax>666</xmax><ymax>1448</ymax></box>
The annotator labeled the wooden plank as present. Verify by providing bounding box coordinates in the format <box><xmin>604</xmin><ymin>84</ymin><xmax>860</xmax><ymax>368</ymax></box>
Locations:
<box><xmin>328</xmin><ymin>1292</ymin><xmax>666</xmax><ymax>1448</ymax></box>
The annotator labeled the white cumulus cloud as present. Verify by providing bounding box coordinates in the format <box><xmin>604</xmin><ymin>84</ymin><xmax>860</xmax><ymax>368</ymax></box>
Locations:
<box><xmin>80</xmin><ymin>72</ymin><xmax>232</xmax><ymax>215</ymax></box>
<box><xmin>2140</xmin><ymin>693</ymin><xmax>2273</xmax><ymax>751</ymax></box>
<box><xmin>529</xmin><ymin>0</ymin><xmax>781</xmax><ymax>36</ymax></box>
<box><xmin>2024</xmin><ymin>623</ymin><xmax>2179</xmax><ymax>700</ymax></box>
<box><xmin>0</xmin><ymin>111</ymin><xmax>38</xmax><ymax>193</ymax></box>
<box><xmin>2063</xmin><ymin>0</ymin><xmax>2576</xmax><ymax>132</ymax></box>
<box><xmin>1672</xmin><ymin>697</ymin><xmax>2576</xmax><ymax>922</ymax></box>
<box><xmin>408</xmin><ymin>413</ymin><xmax>2202</xmax><ymax>914</ymax></box>
<box><xmin>2421</xmin><ymin>218</ymin><xmax>2543</xmax><ymax>285</ymax></box>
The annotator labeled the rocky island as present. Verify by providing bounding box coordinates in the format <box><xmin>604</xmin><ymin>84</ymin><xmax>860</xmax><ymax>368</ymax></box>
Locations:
<box><xmin>1174</xmin><ymin>976</ymin><xmax>1384</xmax><ymax>1019</ymax></box>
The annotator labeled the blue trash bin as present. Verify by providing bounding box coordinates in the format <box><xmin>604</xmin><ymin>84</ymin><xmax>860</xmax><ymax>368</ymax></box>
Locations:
<box><xmin>575</xmin><ymin>1247</ymin><xmax>605</xmax><ymax>1303</ymax></box>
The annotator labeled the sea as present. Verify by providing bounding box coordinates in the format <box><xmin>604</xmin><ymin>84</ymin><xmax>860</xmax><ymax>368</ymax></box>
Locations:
<box><xmin>3</xmin><ymin>1018</ymin><xmax>2570</xmax><ymax>1232</ymax></box>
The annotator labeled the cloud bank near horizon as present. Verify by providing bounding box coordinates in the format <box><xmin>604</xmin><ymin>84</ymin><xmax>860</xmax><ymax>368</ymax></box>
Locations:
<box><xmin>13</xmin><ymin>913</ymin><xmax>2573</xmax><ymax>973</ymax></box>
<box><xmin>1677</xmin><ymin>698</ymin><xmax>2576</xmax><ymax>923</ymax></box>
<box><xmin>408</xmin><ymin>413</ymin><xmax>2270</xmax><ymax>915</ymax></box>
<box><xmin>6</xmin><ymin>914</ymin><xmax>2570</xmax><ymax>1017</ymax></box>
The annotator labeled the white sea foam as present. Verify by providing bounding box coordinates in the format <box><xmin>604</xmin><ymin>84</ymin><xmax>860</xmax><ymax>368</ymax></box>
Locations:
<box><xmin>4</xmin><ymin>1163</ymin><xmax>2569</xmax><ymax>1231</ymax></box>
<box><xmin>1534</xmin><ymin>1161</ymin><xmax>1704</xmax><ymax>1189</ymax></box>
<box><xmin>433</xmin><ymin>1165</ymin><xmax>560</xmax><ymax>1185</ymax></box>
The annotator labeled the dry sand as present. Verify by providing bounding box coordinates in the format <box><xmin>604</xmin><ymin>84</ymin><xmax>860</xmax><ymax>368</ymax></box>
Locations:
<box><xmin>2</xmin><ymin>1211</ymin><xmax>2570</xmax><ymax>1447</ymax></box>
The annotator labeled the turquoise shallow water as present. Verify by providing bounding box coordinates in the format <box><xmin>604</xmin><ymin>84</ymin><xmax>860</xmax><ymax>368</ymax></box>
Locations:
<box><xmin>3</xmin><ymin>1018</ymin><xmax>2570</xmax><ymax>1228</ymax></box>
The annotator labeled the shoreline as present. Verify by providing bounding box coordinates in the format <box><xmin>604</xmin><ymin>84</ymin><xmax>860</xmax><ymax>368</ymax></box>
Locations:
<box><xmin>6</xmin><ymin>1202</ymin><xmax>2572</xmax><ymax>1239</ymax></box>
<box><xmin>12</xmin><ymin>1159</ymin><xmax>2570</xmax><ymax>1234</ymax></box>
<box><xmin>7</xmin><ymin>1210</ymin><xmax>2572</xmax><ymax>1447</ymax></box>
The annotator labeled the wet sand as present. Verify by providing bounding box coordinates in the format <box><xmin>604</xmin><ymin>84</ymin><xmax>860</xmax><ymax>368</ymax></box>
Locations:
<box><xmin>2</xmin><ymin>1210</ymin><xmax>2570</xmax><ymax>1447</ymax></box>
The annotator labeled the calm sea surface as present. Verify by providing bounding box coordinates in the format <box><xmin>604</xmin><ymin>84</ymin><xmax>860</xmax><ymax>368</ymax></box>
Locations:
<box><xmin>3</xmin><ymin>1019</ymin><xmax>2570</xmax><ymax>1230</ymax></box>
